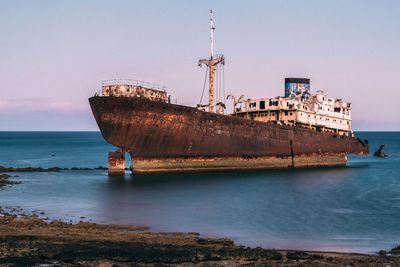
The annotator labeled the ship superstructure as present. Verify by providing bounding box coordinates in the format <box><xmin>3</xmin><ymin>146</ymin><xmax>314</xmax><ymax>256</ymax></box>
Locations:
<box><xmin>89</xmin><ymin>11</ymin><xmax>368</xmax><ymax>174</ymax></box>
<box><xmin>234</xmin><ymin>78</ymin><xmax>353</xmax><ymax>136</ymax></box>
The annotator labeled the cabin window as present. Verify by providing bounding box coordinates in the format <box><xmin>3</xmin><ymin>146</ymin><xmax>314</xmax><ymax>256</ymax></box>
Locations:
<box><xmin>259</xmin><ymin>101</ymin><xmax>265</xmax><ymax>109</ymax></box>
<box><xmin>269</xmin><ymin>100</ymin><xmax>278</xmax><ymax>106</ymax></box>
<box><xmin>285</xmin><ymin>111</ymin><xmax>288</xmax><ymax>116</ymax></box>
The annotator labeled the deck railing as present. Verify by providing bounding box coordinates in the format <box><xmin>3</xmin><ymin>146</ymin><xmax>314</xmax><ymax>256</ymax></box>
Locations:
<box><xmin>101</xmin><ymin>79</ymin><xmax>166</xmax><ymax>91</ymax></box>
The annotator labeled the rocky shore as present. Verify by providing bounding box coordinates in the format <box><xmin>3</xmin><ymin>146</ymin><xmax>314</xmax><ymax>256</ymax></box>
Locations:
<box><xmin>0</xmin><ymin>174</ymin><xmax>21</xmax><ymax>189</ymax></box>
<box><xmin>0</xmin><ymin>211</ymin><xmax>398</xmax><ymax>266</ymax></box>
<box><xmin>1</xmin><ymin>171</ymin><xmax>399</xmax><ymax>266</ymax></box>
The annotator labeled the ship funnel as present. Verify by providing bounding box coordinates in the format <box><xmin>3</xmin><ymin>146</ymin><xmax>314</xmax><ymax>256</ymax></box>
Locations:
<box><xmin>284</xmin><ymin>78</ymin><xmax>310</xmax><ymax>97</ymax></box>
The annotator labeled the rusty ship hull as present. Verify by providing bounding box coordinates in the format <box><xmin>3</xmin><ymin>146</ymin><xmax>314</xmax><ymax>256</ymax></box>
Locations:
<box><xmin>89</xmin><ymin>96</ymin><xmax>369</xmax><ymax>172</ymax></box>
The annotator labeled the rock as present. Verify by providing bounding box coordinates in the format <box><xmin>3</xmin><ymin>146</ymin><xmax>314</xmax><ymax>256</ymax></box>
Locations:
<box><xmin>286</xmin><ymin>251</ymin><xmax>310</xmax><ymax>260</ymax></box>
<box><xmin>0</xmin><ymin>174</ymin><xmax>20</xmax><ymax>188</ymax></box>
<box><xmin>0</xmin><ymin>166</ymin><xmax>60</xmax><ymax>172</ymax></box>
<box><xmin>390</xmin><ymin>245</ymin><xmax>400</xmax><ymax>255</ymax></box>
<box><xmin>94</xmin><ymin>166</ymin><xmax>108</xmax><ymax>170</ymax></box>
<box><xmin>374</xmin><ymin>144</ymin><xmax>388</xmax><ymax>157</ymax></box>
<box><xmin>49</xmin><ymin>220</ymin><xmax>67</xmax><ymax>228</ymax></box>
<box><xmin>197</xmin><ymin>237</ymin><xmax>234</xmax><ymax>246</ymax></box>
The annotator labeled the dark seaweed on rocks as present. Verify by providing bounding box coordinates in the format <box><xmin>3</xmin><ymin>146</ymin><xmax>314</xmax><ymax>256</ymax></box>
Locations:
<box><xmin>286</xmin><ymin>251</ymin><xmax>323</xmax><ymax>260</ymax></box>
<box><xmin>0</xmin><ymin>236</ymin><xmax>283</xmax><ymax>264</ymax></box>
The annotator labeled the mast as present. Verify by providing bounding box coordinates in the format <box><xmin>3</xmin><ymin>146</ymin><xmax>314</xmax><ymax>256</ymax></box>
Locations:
<box><xmin>210</xmin><ymin>9</ymin><xmax>214</xmax><ymax>58</ymax></box>
<box><xmin>198</xmin><ymin>10</ymin><xmax>225</xmax><ymax>113</ymax></box>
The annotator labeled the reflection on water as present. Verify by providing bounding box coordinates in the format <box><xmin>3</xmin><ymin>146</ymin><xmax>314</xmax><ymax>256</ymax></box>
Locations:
<box><xmin>0</xmin><ymin>132</ymin><xmax>399</xmax><ymax>253</ymax></box>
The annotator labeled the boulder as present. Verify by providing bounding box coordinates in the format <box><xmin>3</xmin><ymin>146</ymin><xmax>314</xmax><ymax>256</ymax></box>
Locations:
<box><xmin>374</xmin><ymin>144</ymin><xmax>388</xmax><ymax>157</ymax></box>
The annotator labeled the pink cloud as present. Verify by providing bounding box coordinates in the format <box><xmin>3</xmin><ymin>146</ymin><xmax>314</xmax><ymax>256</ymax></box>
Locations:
<box><xmin>0</xmin><ymin>100</ymin><xmax>19</xmax><ymax>110</ymax></box>
<box><xmin>0</xmin><ymin>99</ymin><xmax>88</xmax><ymax>113</ymax></box>
<box><xmin>47</xmin><ymin>102</ymin><xmax>88</xmax><ymax>112</ymax></box>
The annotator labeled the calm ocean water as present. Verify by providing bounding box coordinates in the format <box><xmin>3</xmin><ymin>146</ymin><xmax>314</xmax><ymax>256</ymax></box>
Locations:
<box><xmin>0</xmin><ymin>131</ymin><xmax>399</xmax><ymax>253</ymax></box>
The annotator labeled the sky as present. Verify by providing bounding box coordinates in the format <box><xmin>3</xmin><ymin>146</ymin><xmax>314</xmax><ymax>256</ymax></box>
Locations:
<box><xmin>0</xmin><ymin>0</ymin><xmax>399</xmax><ymax>131</ymax></box>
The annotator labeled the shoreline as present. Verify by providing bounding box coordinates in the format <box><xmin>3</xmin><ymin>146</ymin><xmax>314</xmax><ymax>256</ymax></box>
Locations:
<box><xmin>0</xmin><ymin>210</ymin><xmax>398</xmax><ymax>266</ymax></box>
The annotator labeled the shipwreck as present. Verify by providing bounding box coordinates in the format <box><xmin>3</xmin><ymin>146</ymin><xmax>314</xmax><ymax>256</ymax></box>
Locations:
<box><xmin>89</xmin><ymin>11</ymin><xmax>368</xmax><ymax>174</ymax></box>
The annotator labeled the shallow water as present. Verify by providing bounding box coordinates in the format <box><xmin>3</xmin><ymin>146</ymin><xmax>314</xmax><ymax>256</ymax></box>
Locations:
<box><xmin>0</xmin><ymin>131</ymin><xmax>399</xmax><ymax>253</ymax></box>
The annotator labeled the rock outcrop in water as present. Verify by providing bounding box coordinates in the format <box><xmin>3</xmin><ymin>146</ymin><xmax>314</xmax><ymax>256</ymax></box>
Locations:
<box><xmin>374</xmin><ymin>144</ymin><xmax>388</xmax><ymax>157</ymax></box>
<box><xmin>0</xmin><ymin>166</ymin><xmax>61</xmax><ymax>172</ymax></box>
<box><xmin>0</xmin><ymin>166</ymin><xmax>108</xmax><ymax>172</ymax></box>
<box><xmin>0</xmin><ymin>174</ymin><xmax>20</xmax><ymax>189</ymax></box>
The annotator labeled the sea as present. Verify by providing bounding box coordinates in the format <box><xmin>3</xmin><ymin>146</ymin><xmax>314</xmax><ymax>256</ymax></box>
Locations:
<box><xmin>0</xmin><ymin>131</ymin><xmax>399</xmax><ymax>254</ymax></box>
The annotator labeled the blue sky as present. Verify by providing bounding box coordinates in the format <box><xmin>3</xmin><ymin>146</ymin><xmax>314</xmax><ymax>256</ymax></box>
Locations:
<box><xmin>0</xmin><ymin>0</ymin><xmax>399</xmax><ymax>130</ymax></box>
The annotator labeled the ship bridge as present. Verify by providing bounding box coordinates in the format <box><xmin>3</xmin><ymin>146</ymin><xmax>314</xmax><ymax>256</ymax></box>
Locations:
<box><xmin>232</xmin><ymin>79</ymin><xmax>353</xmax><ymax>136</ymax></box>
